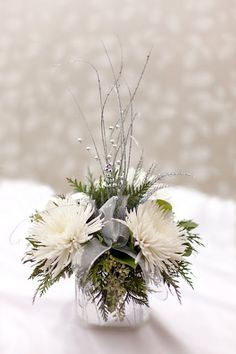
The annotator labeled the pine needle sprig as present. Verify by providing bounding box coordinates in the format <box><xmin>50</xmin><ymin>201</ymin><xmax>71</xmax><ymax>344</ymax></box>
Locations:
<box><xmin>177</xmin><ymin>260</ymin><xmax>194</xmax><ymax>289</ymax></box>
<box><xmin>124</xmin><ymin>180</ymin><xmax>152</xmax><ymax>210</ymax></box>
<box><xmin>30</xmin><ymin>265</ymin><xmax>73</xmax><ymax>303</ymax></box>
<box><xmin>66</xmin><ymin>177</ymin><xmax>87</xmax><ymax>193</ymax></box>
<box><xmin>178</xmin><ymin>220</ymin><xmax>204</xmax><ymax>256</ymax></box>
<box><xmin>161</xmin><ymin>269</ymin><xmax>182</xmax><ymax>303</ymax></box>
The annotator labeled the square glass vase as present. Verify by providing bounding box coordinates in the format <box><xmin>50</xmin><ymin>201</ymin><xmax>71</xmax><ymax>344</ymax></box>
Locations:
<box><xmin>75</xmin><ymin>280</ymin><xmax>150</xmax><ymax>328</ymax></box>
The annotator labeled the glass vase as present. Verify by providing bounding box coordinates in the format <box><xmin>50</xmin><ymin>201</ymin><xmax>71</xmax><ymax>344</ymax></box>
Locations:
<box><xmin>75</xmin><ymin>280</ymin><xmax>150</xmax><ymax>328</ymax></box>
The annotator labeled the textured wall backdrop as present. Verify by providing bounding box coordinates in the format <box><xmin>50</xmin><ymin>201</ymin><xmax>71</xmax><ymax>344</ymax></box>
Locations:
<box><xmin>0</xmin><ymin>0</ymin><xmax>236</xmax><ymax>198</ymax></box>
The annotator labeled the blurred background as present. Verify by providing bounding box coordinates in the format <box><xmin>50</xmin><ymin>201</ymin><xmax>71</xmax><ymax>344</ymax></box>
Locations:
<box><xmin>0</xmin><ymin>0</ymin><xmax>236</xmax><ymax>198</ymax></box>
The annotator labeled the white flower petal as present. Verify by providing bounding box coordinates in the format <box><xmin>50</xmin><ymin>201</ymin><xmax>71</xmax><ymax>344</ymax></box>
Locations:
<box><xmin>124</xmin><ymin>201</ymin><xmax>187</xmax><ymax>272</ymax></box>
<box><xmin>26</xmin><ymin>195</ymin><xmax>103</xmax><ymax>278</ymax></box>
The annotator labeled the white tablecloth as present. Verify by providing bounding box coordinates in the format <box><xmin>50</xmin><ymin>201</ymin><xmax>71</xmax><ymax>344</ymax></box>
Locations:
<box><xmin>0</xmin><ymin>180</ymin><xmax>235</xmax><ymax>354</ymax></box>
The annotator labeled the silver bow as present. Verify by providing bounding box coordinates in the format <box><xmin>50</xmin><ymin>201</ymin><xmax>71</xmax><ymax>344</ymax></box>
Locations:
<box><xmin>75</xmin><ymin>196</ymin><xmax>154</xmax><ymax>284</ymax></box>
<box><xmin>75</xmin><ymin>196</ymin><xmax>130</xmax><ymax>283</ymax></box>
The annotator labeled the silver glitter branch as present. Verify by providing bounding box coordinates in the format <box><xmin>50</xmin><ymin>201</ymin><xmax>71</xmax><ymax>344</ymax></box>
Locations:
<box><xmin>102</xmin><ymin>43</ymin><xmax>127</xmax><ymax>181</ymax></box>
<box><xmin>67</xmin><ymin>87</ymin><xmax>105</xmax><ymax>177</ymax></box>
<box><xmin>68</xmin><ymin>44</ymin><xmax>153</xmax><ymax>188</ymax></box>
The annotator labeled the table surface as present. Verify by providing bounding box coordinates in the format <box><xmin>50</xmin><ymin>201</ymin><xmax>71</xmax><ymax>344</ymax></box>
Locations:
<box><xmin>0</xmin><ymin>180</ymin><xmax>235</xmax><ymax>354</ymax></box>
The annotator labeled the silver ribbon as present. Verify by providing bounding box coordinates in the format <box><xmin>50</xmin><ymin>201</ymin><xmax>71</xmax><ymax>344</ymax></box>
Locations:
<box><xmin>75</xmin><ymin>238</ymin><xmax>110</xmax><ymax>284</ymax></box>
<box><xmin>99</xmin><ymin>196</ymin><xmax>130</xmax><ymax>247</ymax></box>
<box><xmin>75</xmin><ymin>196</ymin><xmax>160</xmax><ymax>286</ymax></box>
<box><xmin>75</xmin><ymin>196</ymin><xmax>130</xmax><ymax>283</ymax></box>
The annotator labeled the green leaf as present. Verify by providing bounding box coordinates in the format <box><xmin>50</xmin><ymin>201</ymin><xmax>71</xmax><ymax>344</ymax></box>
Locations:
<box><xmin>111</xmin><ymin>250</ymin><xmax>137</xmax><ymax>269</ymax></box>
<box><xmin>183</xmin><ymin>244</ymin><xmax>193</xmax><ymax>257</ymax></box>
<box><xmin>178</xmin><ymin>220</ymin><xmax>198</xmax><ymax>231</ymax></box>
<box><xmin>156</xmin><ymin>199</ymin><xmax>173</xmax><ymax>212</ymax></box>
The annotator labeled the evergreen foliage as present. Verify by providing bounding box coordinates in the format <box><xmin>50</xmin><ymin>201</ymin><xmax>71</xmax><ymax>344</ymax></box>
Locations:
<box><xmin>85</xmin><ymin>251</ymin><xmax>148</xmax><ymax>321</ymax></box>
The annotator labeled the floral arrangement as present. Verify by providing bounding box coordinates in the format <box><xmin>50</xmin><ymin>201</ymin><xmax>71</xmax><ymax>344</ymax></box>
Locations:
<box><xmin>23</xmin><ymin>50</ymin><xmax>202</xmax><ymax>322</ymax></box>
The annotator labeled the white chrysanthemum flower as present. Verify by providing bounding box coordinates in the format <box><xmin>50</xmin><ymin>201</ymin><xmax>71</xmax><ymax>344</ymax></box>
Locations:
<box><xmin>27</xmin><ymin>195</ymin><xmax>103</xmax><ymax>278</ymax></box>
<box><xmin>124</xmin><ymin>201</ymin><xmax>187</xmax><ymax>272</ymax></box>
